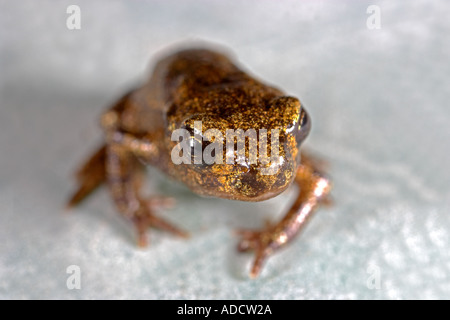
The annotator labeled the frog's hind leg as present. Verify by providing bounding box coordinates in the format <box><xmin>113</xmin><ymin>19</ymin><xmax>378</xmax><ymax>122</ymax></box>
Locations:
<box><xmin>67</xmin><ymin>145</ymin><xmax>107</xmax><ymax>208</ymax></box>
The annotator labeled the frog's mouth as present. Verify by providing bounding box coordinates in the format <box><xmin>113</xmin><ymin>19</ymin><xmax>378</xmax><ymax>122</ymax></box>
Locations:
<box><xmin>193</xmin><ymin>158</ymin><xmax>297</xmax><ymax>202</ymax></box>
<box><xmin>183</xmin><ymin>136</ymin><xmax>300</xmax><ymax>202</ymax></box>
<box><xmin>228</xmin><ymin>159</ymin><xmax>297</xmax><ymax>201</ymax></box>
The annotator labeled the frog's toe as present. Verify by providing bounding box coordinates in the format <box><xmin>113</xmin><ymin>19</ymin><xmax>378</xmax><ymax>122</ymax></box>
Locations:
<box><xmin>132</xmin><ymin>209</ymin><xmax>189</xmax><ymax>247</ymax></box>
<box><xmin>145</xmin><ymin>196</ymin><xmax>176</xmax><ymax>209</ymax></box>
<box><xmin>249</xmin><ymin>248</ymin><xmax>270</xmax><ymax>278</ymax></box>
<box><xmin>236</xmin><ymin>229</ymin><xmax>260</xmax><ymax>252</ymax></box>
<box><xmin>147</xmin><ymin>213</ymin><xmax>189</xmax><ymax>238</ymax></box>
<box><xmin>236</xmin><ymin>228</ymin><xmax>276</xmax><ymax>278</ymax></box>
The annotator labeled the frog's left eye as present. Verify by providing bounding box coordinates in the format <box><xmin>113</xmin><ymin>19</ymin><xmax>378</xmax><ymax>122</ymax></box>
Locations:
<box><xmin>296</xmin><ymin>108</ymin><xmax>311</xmax><ymax>145</ymax></box>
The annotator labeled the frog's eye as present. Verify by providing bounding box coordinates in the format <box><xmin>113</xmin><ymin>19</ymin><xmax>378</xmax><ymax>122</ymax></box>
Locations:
<box><xmin>295</xmin><ymin>108</ymin><xmax>311</xmax><ymax>145</ymax></box>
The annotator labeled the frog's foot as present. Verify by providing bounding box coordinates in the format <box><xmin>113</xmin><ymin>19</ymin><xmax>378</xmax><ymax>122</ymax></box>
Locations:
<box><xmin>132</xmin><ymin>204</ymin><xmax>189</xmax><ymax>247</ymax></box>
<box><xmin>236</xmin><ymin>225</ymin><xmax>281</xmax><ymax>278</ymax></box>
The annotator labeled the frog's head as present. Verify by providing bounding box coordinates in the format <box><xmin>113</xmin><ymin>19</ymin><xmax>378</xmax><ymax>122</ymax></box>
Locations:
<box><xmin>168</xmin><ymin>95</ymin><xmax>310</xmax><ymax>201</ymax></box>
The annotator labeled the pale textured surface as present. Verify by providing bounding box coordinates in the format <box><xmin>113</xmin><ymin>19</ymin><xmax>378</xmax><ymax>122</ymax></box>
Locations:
<box><xmin>1</xmin><ymin>0</ymin><xmax>449</xmax><ymax>299</ymax></box>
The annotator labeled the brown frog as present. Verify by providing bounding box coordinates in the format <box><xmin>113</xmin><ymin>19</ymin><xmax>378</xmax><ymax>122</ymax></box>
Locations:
<box><xmin>68</xmin><ymin>47</ymin><xmax>331</xmax><ymax>278</ymax></box>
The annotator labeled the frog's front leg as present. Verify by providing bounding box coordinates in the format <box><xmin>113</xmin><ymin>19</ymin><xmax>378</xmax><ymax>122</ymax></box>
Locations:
<box><xmin>102</xmin><ymin>110</ymin><xmax>188</xmax><ymax>247</ymax></box>
<box><xmin>237</xmin><ymin>153</ymin><xmax>332</xmax><ymax>278</ymax></box>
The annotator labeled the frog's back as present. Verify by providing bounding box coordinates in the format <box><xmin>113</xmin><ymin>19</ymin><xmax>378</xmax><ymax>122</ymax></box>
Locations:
<box><xmin>119</xmin><ymin>49</ymin><xmax>236</xmax><ymax>132</ymax></box>
<box><xmin>120</xmin><ymin>48</ymin><xmax>282</xmax><ymax>134</ymax></box>
<box><xmin>151</xmin><ymin>49</ymin><xmax>252</xmax><ymax>106</ymax></box>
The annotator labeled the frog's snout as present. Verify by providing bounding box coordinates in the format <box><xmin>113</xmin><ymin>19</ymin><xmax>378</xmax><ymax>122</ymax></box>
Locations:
<box><xmin>227</xmin><ymin>153</ymin><xmax>297</xmax><ymax>201</ymax></box>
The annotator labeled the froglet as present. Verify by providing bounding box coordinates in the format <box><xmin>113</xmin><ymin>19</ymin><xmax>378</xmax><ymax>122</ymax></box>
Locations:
<box><xmin>68</xmin><ymin>47</ymin><xmax>331</xmax><ymax>278</ymax></box>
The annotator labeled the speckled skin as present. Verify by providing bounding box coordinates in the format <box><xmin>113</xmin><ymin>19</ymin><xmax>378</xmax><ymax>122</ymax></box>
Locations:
<box><xmin>68</xmin><ymin>48</ymin><xmax>331</xmax><ymax>277</ymax></box>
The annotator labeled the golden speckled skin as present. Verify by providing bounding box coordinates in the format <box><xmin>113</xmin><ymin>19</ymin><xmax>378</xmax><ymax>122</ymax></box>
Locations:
<box><xmin>68</xmin><ymin>47</ymin><xmax>331</xmax><ymax>278</ymax></box>
<box><xmin>121</xmin><ymin>49</ymin><xmax>308</xmax><ymax>201</ymax></box>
